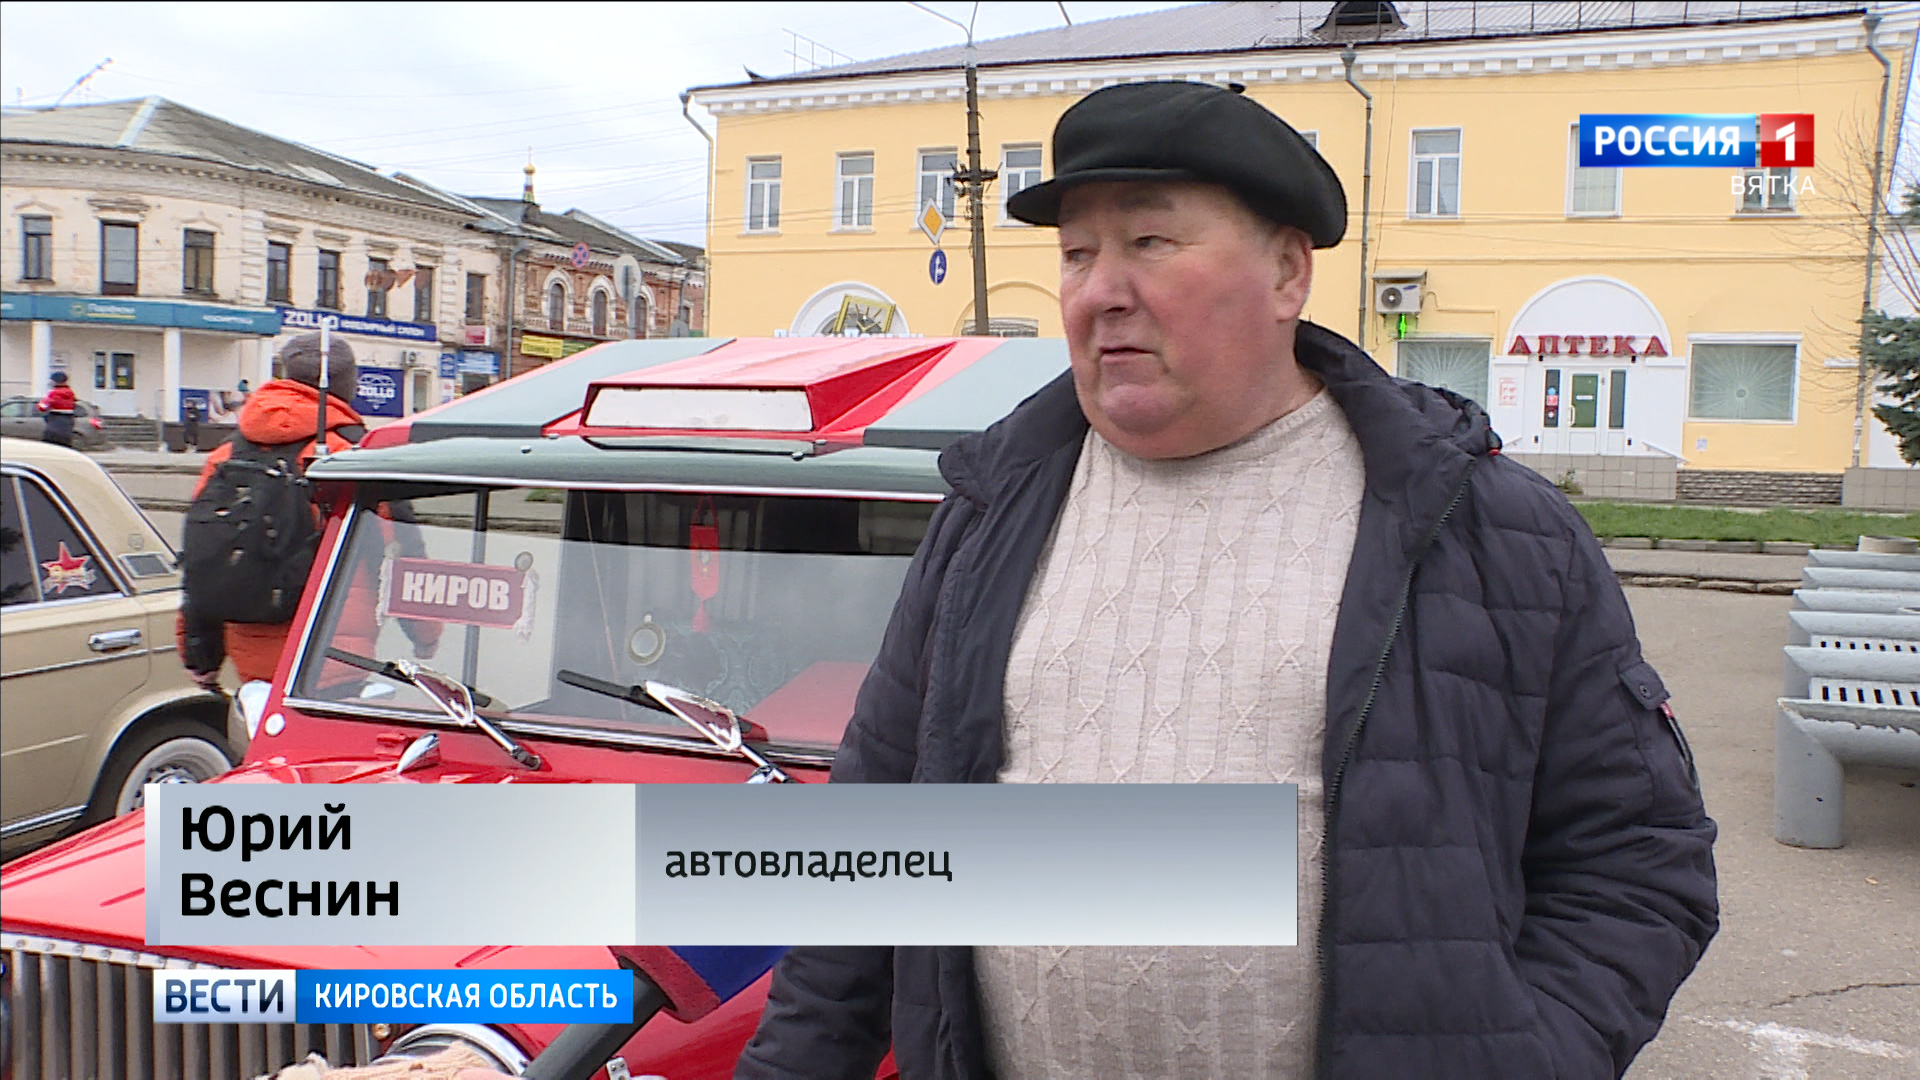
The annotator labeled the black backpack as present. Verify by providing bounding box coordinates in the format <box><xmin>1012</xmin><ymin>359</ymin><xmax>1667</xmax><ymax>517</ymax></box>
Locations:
<box><xmin>180</xmin><ymin>435</ymin><xmax>328</xmax><ymax>625</ymax></box>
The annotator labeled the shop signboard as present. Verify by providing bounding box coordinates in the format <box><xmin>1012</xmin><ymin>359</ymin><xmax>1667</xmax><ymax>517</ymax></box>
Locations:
<box><xmin>279</xmin><ymin>306</ymin><xmax>435</xmax><ymax>342</ymax></box>
<box><xmin>354</xmin><ymin>365</ymin><xmax>405</xmax><ymax>418</ymax></box>
<box><xmin>439</xmin><ymin>352</ymin><xmax>459</xmax><ymax>379</ymax></box>
<box><xmin>520</xmin><ymin>334</ymin><xmax>565</xmax><ymax>359</ymax></box>
<box><xmin>0</xmin><ymin>293</ymin><xmax>280</xmax><ymax>334</ymax></box>
<box><xmin>457</xmin><ymin>350</ymin><xmax>499</xmax><ymax>376</ymax></box>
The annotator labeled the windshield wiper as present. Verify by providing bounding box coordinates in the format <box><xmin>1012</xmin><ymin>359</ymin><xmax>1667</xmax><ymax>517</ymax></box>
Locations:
<box><xmin>326</xmin><ymin>647</ymin><xmax>540</xmax><ymax>770</ymax></box>
<box><xmin>324</xmin><ymin>646</ymin><xmax>497</xmax><ymax>708</ymax></box>
<box><xmin>557</xmin><ymin>669</ymin><xmax>789</xmax><ymax>782</ymax></box>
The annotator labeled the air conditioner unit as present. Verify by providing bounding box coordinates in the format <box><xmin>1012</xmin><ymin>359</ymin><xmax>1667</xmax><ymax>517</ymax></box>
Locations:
<box><xmin>402</xmin><ymin>350</ymin><xmax>422</xmax><ymax>366</ymax></box>
<box><xmin>1373</xmin><ymin>270</ymin><xmax>1426</xmax><ymax>315</ymax></box>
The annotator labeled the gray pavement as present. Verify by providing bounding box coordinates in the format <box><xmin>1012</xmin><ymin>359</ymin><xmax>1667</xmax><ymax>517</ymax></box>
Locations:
<box><xmin>1622</xmin><ymin>587</ymin><xmax>1918</xmax><ymax>1080</ymax></box>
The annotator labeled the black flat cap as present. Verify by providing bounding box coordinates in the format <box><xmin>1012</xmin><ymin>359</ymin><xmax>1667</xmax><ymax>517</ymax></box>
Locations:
<box><xmin>1006</xmin><ymin>81</ymin><xmax>1347</xmax><ymax>248</ymax></box>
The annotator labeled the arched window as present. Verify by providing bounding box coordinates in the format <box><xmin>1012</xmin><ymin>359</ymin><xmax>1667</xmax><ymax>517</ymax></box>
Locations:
<box><xmin>591</xmin><ymin>289</ymin><xmax>610</xmax><ymax>336</ymax></box>
<box><xmin>547</xmin><ymin>282</ymin><xmax>566</xmax><ymax>331</ymax></box>
<box><xmin>630</xmin><ymin>291</ymin><xmax>651</xmax><ymax>339</ymax></box>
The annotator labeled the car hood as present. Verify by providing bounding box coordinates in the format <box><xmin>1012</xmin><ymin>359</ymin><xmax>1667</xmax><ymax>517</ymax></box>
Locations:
<box><xmin>0</xmin><ymin>757</ymin><xmax>602</xmax><ymax>969</ymax></box>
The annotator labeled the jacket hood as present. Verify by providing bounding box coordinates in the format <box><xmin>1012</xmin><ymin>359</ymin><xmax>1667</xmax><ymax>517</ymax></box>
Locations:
<box><xmin>941</xmin><ymin>321</ymin><xmax>1498</xmax><ymax>507</ymax></box>
<box><xmin>238</xmin><ymin>379</ymin><xmax>365</xmax><ymax>446</ymax></box>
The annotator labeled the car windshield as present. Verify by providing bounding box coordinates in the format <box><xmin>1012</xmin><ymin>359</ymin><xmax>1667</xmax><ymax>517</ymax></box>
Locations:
<box><xmin>291</xmin><ymin>486</ymin><xmax>934</xmax><ymax>753</ymax></box>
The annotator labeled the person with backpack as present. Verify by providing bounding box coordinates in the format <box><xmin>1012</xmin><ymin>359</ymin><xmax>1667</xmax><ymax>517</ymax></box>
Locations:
<box><xmin>177</xmin><ymin>332</ymin><xmax>437</xmax><ymax>691</ymax></box>
<box><xmin>36</xmin><ymin>371</ymin><xmax>76</xmax><ymax>447</ymax></box>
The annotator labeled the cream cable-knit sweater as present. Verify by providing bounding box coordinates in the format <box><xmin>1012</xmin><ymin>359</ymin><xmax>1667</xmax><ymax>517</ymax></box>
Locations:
<box><xmin>975</xmin><ymin>388</ymin><xmax>1365</xmax><ymax>1079</ymax></box>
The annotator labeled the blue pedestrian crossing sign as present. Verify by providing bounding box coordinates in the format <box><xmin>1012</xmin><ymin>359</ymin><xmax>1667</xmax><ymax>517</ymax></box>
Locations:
<box><xmin>930</xmin><ymin>249</ymin><xmax>948</xmax><ymax>285</ymax></box>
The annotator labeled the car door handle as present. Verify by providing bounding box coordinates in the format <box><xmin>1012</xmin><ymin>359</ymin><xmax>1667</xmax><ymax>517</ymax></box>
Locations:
<box><xmin>88</xmin><ymin>628</ymin><xmax>143</xmax><ymax>653</ymax></box>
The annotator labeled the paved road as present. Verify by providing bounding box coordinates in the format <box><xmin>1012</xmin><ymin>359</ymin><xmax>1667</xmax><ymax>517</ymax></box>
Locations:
<box><xmin>1622</xmin><ymin>587</ymin><xmax>1918</xmax><ymax>1080</ymax></box>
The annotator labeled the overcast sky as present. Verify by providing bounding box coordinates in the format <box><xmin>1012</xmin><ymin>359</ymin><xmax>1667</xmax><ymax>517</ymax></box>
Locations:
<box><xmin>0</xmin><ymin>2</ymin><xmax>1187</xmax><ymax>245</ymax></box>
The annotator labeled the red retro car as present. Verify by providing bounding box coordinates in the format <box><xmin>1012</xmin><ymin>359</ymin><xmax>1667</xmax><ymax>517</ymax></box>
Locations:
<box><xmin>0</xmin><ymin>335</ymin><xmax>1067</xmax><ymax>1079</ymax></box>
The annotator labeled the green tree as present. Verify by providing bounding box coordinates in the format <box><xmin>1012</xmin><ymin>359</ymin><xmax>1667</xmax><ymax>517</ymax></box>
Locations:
<box><xmin>1865</xmin><ymin>309</ymin><xmax>1920</xmax><ymax>463</ymax></box>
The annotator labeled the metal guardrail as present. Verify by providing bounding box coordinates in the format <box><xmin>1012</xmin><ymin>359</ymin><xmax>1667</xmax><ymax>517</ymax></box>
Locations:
<box><xmin>1791</xmin><ymin>588</ymin><xmax>1920</xmax><ymax>614</ymax></box>
<box><xmin>1785</xmin><ymin>610</ymin><xmax>1920</xmax><ymax>654</ymax></box>
<box><xmin>1805</xmin><ymin>550</ymin><xmax>1920</xmax><ymax>572</ymax></box>
<box><xmin>1776</xmin><ymin>565</ymin><xmax>1920</xmax><ymax>847</ymax></box>
<box><xmin>1798</xmin><ymin>566</ymin><xmax>1920</xmax><ymax>593</ymax></box>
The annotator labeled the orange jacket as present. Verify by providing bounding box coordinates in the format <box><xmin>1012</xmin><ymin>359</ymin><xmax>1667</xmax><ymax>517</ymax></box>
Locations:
<box><xmin>177</xmin><ymin>381</ymin><xmax>381</xmax><ymax>684</ymax></box>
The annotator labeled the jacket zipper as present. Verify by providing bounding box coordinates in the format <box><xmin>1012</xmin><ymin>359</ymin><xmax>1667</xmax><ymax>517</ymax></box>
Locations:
<box><xmin>1313</xmin><ymin>460</ymin><xmax>1476</xmax><ymax>1078</ymax></box>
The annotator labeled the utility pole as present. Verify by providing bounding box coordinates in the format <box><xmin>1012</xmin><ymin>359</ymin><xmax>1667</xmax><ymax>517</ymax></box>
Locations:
<box><xmin>914</xmin><ymin>3</ymin><xmax>994</xmax><ymax>334</ymax></box>
<box><xmin>959</xmin><ymin>46</ymin><xmax>995</xmax><ymax>335</ymax></box>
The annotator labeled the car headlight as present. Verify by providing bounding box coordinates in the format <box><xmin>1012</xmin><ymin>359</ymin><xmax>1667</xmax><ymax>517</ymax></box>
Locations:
<box><xmin>374</xmin><ymin>1024</ymin><xmax>530</xmax><ymax>1074</ymax></box>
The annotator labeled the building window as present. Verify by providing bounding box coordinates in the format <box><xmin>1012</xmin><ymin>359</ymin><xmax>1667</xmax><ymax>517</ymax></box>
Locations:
<box><xmin>837</xmin><ymin>153</ymin><xmax>875</xmax><ymax>229</ymax></box>
<box><xmin>547</xmin><ymin>281</ymin><xmax>566</xmax><ymax>331</ymax></box>
<box><xmin>267</xmin><ymin>240</ymin><xmax>291</xmax><ymax>303</ymax></box>
<box><xmin>21</xmin><ymin>215</ymin><xmax>51</xmax><ymax>281</ymax></box>
<box><xmin>1689</xmin><ymin>342</ymin><xmax>1797</xmax><ymax>421</ymax></box>
<box><xmin>1001</xmin><ymin>145</ymin><xmax>1044</xmax><ymax>220</ymax></box>
<box><xmin>1397</xmin><ymin>338</ymin><xmax>1490</xmax><ymax>405</ymax></box>
<box><xmin>1299</xmin><ymin>131</ymin><xmax>1319</xmax><ymax>150</ymax></box>
<box><xmin>1567</xmin><ymin>124</ymin><xmax>1620</xmax><ymax>217</ymax></box>
<box><xmin>986</xmin><ymin>317</ymin><xmax>1040</xmax><ymax>338</ymax></box>
<box><xmin>1411</xmin><ymin>129</ymin><xmax>1462</xmax><ymax>217</ymax></box>
<box><xmin>918</xmin><ymin>149</ymin><xmax>958</xmax><ymax>221</ymax></box>
<box><xmin>591</xmin><ymin>288</ymin><xmax>609</xmax><ymax>336</ymax></box>
<box><xmin>100</xmin><ymin>221</ymin><xmax>139</xmax><ymax>296</ymax></box>
<box><xmin>366</xmin><ymin>256</ymin><xmax>389</xmax><ymax>318</ymax></box>
<box><xmin>95</xmin><ymin>350</ymin><xmax>135</xmax><ymax>390</ymax></box>
<box><xmin>746</xmin><ymin>157</ymin><xmax>782</xmax><ymax>232</ymax></box>
<box><xmin>1739</xmin><ymin>166</ymin><xmax>1797</xmax><ymax>213</ymax></box>
<box><xmin>631</xmin><ymin>290</ymin><xmax>651</xmax><ymax>338</ymax></box>
<box><xmin>181</xmin><ymin>229</ymin><xmax>215</xmax><ymax>294</ymax></box>
<box><xmin>413</xmin><ymin>265</ymin><xmax>435</xmax><ymax>324</ymax></box>
<box><xmin>316</xmin><ymin>249</ymin><xmax>341</xmax><ymax>310</ymax></box>
<box><xmin>465</xmin><ymin>272</ymin><xmax>486</xmax><ymax>322</ymax></box>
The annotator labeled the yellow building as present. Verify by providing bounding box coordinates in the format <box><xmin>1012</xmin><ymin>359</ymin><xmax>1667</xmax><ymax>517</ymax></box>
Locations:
<box><xmin>687</xmin><ymin>1</ymin><xmax>1920</xmax><ymax>502</ymax></box>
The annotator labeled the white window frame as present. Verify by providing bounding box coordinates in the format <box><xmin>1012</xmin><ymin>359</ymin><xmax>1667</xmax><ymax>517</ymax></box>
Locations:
<box><xmin>1395</xmin><ymin>336</ymin><xmax>1492</xmax><ymax>406</ymax></box>
<box><xmin>999</xmin><ymin>144</ymin><xmax>1044</xmax><ymax>225</ymax></box>
<box><xmin>1409</xmin><ymin>127</ymin><xmax>1462</xmax><ymax>218</ymax></box>
<box><xmin>835</xmin><ymin>152</ymin><xmax>875</xmax><ymax>231</ymax></box>
<box><xmin>917</xmin><ymin>148</ymin><xmax>958</xmax><ymax>224</ymax></box>
<box><xmin>1736</xmin><ymin>166</ymin><xmax>1798</xmax><ymax>215</ymax></box>
<box><xmin>1685</xmin><ymin>333</ymin><xmax>1801</xmax><ymax>424</ymax></box>
<box><xmin>1566</xmin><ymin>123</ymin><xmax>1621</xmax><ymax>218</ymax></box>
<box><xmin>744</xmin><ymin>156</ymin><xmax>782</xmax><ymax>234</ymax></box>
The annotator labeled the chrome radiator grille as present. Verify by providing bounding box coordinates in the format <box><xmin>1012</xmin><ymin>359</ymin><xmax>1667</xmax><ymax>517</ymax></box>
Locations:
<box><xmin>5</xmin><ymin>935</ymin><xmax>374</xmax><ymax>1080</ymax></box>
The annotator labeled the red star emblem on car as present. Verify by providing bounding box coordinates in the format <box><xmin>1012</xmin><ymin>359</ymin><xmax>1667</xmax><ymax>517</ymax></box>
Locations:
<box><xmin>40</xmin><ymin>541</ymin><xmax>96</xmax><ymax>594</ymax></box>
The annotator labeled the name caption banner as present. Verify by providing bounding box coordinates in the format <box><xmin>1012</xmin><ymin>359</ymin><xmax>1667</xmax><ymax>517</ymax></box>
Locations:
<box><xmin>148</xmin><ymin>784</ymin><xmax>1296</xmax><ymax>947</ymax></box>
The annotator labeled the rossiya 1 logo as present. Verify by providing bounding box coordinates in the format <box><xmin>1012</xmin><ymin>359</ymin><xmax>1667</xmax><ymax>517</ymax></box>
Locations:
<box><xmin>1579</xmin><ymin>113</ymin><xmax>1813</xmax><ymax>198</ymax></box>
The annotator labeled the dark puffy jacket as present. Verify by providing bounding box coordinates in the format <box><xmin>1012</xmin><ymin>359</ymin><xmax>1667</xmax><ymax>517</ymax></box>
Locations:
<box><xmin>737</xmin><ymin>322</ymin><xmax>1718</xmax><ymax>1080</ymax></box>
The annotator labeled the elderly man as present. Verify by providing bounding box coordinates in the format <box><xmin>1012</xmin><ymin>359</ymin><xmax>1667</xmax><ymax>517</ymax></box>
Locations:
<box><xmin>735</xmin><ymin>82</ymin><xmax>1717</xmax><ymax>1080</ymax></box>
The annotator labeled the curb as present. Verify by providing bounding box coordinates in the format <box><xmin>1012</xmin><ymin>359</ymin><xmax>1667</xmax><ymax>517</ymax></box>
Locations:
<box><xmin>1613</xmin><ymin>571</ymin><xmax>1797</xmax><ymax>594</ymax></box>
<box><xmin>1595</xmin><ymin>537</ymin><xmax>1830</xmax><ymax>555</ymax></box>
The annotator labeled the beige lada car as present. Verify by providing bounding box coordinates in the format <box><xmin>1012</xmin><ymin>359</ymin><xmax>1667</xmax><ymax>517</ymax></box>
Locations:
<box><xmin>1</xmin><ymin>436</ymin><xmax>231</xmax><ymax>858</ymax></box>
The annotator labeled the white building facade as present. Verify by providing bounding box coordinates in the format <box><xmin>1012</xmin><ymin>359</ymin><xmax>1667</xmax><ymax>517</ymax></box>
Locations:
<box><xmin>1</xmin><ymin>98</ymin><xmax>505</xmax><ymax>434</ymax></box>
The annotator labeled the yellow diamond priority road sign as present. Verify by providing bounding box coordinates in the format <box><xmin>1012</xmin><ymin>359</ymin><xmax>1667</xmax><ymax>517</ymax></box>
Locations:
<box><xmin>917</xmin><ymin>200</ymin><xmax>946</xmax><ymax>246</ymax></box>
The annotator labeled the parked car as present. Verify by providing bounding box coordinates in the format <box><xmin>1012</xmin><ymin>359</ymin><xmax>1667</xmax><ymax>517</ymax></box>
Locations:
<box><xmin>0</xmin><ymin>336</ymin><xmax>1064</xmax><ymax>1079</ymax></box>
<box><xmin>0</xmin><ymin>437</ymin><xmax>231</xmax><ymax>860</ymax></box>
<box><xmin>0</xmin><ymin>395</ymin><xmax>113</xmax><ymax>449</ymax></box>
